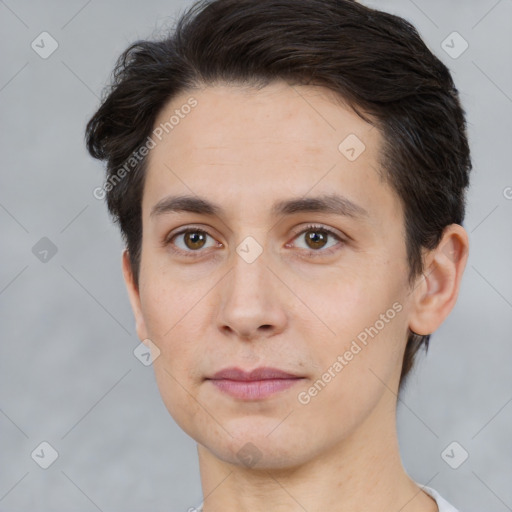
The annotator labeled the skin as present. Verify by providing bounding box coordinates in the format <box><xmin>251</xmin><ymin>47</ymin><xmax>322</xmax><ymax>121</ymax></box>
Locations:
<box><xmin>122</xmin><ymin>81</ymin><xmax>469</xmax><ymax>512</ymax></box>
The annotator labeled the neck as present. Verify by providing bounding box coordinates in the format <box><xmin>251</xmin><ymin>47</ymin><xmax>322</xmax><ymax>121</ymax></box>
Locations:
<box><xmin>196</xmin><ymin>389</ymin><xmax>438</xmax><ymax>512</ymax></box>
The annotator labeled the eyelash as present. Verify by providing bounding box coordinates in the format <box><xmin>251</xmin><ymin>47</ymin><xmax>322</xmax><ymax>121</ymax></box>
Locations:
<box><xmin>163</xmin><ymin>224</ymin><xmax>346</xmax><ymax>259</ymax></box>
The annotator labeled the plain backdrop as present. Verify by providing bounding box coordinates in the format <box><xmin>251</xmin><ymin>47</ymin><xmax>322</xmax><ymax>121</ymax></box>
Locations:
<box><xmin>0</xmin><ymin>0</ymin><xmax>511</xmax><ymax>511</ymax></box>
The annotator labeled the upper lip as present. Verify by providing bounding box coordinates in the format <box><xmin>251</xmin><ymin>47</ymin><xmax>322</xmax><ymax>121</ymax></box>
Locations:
<box><xmin>208</xmin><ymin>366</ymin><xmax>303</xmax><ymax>381</ymax></box>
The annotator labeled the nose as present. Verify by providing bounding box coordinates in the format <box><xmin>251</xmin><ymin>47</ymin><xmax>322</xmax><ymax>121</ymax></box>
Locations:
<box><xmin>215</xmin><ymin>247</ymin><xmax>288</xmax><ymax>341</ymax></box>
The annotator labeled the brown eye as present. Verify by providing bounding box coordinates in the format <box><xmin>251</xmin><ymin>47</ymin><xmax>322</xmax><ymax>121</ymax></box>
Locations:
<box><xmin>304</xmin><ymin>229</ymin><xmax>329</xmax><ymax>250</ymax></box>
<box><xmin>166</xmin><ymin>228</ymin><xmax>219</xmax><ymax>256</ymax></box>
<box><xmin>182</xmin><ymin>230</ymin><xmax>208</xmax><ymax>250</ymax></box>
<box><xmin>290</xmin><ymin>224</ymin><xmax>344</xmax><ymax>256</ymax></box>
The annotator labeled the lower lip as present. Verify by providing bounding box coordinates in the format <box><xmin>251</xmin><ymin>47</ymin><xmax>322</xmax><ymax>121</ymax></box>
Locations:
<box><xmin>208</xmin><ymin>378</ymin><xmax>303</xmax><ymax>400</ymax></box>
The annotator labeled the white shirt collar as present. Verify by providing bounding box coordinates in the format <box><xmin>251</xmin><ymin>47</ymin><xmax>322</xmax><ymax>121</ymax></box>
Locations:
<box><xmin>193</xmin><ymin>482</ymin><xmax>459</xmax><ymax>511</ymax></box>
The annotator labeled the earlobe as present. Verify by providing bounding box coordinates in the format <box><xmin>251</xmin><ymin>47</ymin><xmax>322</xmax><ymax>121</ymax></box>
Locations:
<box><xmin>408</xmin><ymin>224</ymin><xmax>469</xmax><ymax>336</ymax></box>
<box><xmin>121</xmin><ymin>249</ymin><xmax>149</xmax><ymax>341</ymax></box>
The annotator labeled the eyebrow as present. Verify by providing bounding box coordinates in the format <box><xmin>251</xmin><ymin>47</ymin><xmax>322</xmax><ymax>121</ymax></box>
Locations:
<box><xmin>149</xmin><ymin>193</ymin><xmax>369</xmax><ymax>220</ymax></box>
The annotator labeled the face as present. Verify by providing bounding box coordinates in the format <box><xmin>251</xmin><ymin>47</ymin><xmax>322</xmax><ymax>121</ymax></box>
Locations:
<box><xmin>124</xmin><ymin>81</ymin><xmax>421</xmax><ymax>469</ymax></box>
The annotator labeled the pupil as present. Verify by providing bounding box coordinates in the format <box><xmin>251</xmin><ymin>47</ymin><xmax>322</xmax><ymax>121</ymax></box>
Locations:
<box><xmin>187</xmin><ymin>231</ymin><xmax>205</xmax><ymax>249</ymax></box>
<box><xmin>307</xmin><ymin>230</ymin><xmax>326</xmax><ymax>249</ymax></box>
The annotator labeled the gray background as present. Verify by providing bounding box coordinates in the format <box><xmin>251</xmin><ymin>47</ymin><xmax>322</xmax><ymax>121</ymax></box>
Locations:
<box><xmin>0</xmin><ymin>0</ymin><xmax>511</xmax><ymax>511</ymax></box>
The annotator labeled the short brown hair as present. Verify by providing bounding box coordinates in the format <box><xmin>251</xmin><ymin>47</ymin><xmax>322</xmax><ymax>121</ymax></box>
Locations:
<box><xmin>85</xmin><ymin>0</ymin><xmax>472</xmax><ymax>390</ymax></box>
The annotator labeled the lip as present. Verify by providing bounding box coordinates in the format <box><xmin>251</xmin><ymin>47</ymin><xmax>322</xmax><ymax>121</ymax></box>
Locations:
<box><xmin>209</xmin><ymin>366</ymin><xmax>302</xmax><ymax>381</ymax></box>
<box><xmin>206</xmin><ymin>366</ymin><xmax>305</xmax><ymax>400</ymax></box>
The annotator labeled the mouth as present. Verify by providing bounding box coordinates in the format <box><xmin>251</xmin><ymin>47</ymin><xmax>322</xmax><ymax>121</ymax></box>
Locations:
<box><xmin>205</xmin><ymin>366</ymin><xmax>305</xmax><ymax>400</ymax></box>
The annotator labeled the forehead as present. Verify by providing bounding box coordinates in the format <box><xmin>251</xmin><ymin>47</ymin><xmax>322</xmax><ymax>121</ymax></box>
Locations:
<box><xmin>150</xmin><ymin>81</ymin><xmax>378</xmax><ymax>159</ymax></box>
<box><xmin>142</xmin><ymin>81</ymin><xmax>399</xmax><ymax>226</ymax></box>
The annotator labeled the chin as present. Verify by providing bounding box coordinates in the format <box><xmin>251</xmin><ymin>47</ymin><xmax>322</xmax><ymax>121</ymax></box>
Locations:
<box><xmin>198</xmin><ymin>423</ymin><xmax>317</xmax><ymax>471</ymax></box>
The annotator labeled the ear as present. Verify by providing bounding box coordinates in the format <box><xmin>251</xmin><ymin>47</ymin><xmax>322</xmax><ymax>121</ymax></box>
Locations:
<box><xmin>121</xmin><ymin>249</ymin><xmax>149</xmax><ymax>341</ymax></box>
<box><xmin>408</xmin><ymin>224</ymin><xmax>469</xmax><ymax>336</ymax></box>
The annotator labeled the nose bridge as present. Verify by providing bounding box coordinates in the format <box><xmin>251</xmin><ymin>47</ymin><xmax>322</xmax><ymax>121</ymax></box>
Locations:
<box><xmin>228</xmin><ymin>238</ymin><xmax>272</xmax><ymax>307</ymax></box>
<box><xmin>216</xmin><ymin>234</ymin><xmax>287</xmax><ymax>339</ymax></box>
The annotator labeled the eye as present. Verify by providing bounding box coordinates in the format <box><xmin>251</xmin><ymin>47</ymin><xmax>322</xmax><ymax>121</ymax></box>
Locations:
<box><xmin>163</xmin><ymin>223</ymin><xmax>345</xmax><ymax>258</ymax></box>
<box><xmin>164</xmin><ymin>226</ymin><xmax>220</xmax><ymax>257</ymax></box>
<box><xmin>288</xmin><ymin>224</ymin><xmax>345</xmax><ymax>256</ymax></box>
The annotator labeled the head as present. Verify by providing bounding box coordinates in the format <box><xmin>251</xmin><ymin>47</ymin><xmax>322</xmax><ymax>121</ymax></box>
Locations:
<box><xmin>85</xmin><ymin>0</ymin><xmax>470</xmax><ymax>468</ymax></box>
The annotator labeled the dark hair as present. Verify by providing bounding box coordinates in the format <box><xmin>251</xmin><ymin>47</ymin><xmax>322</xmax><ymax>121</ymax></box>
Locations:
<box><xmin>85</xmin><ymin>0</ymin><xmax>471</xmax><ymax>391</ymax></box>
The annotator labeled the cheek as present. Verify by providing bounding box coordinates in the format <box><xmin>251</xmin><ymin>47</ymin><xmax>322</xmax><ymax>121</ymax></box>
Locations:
<box><xmin>142</xmin><ymin>278</ymin><xmax>205</xmax><ymax>430</ymax></box>
<box><xmin>295</xmin><ymin>291</ymin><xmax>406</xmax><ymax>439</ymax></box>
<box><xmin>138</xmin><ymin>275</ymin><xmax>206</xmax><ymax>399</ymax></box>
<box><xmin>139</xmin><ymin>264</ymin><xmax>204</xmax><ymax>339</ymax></box>
<box><xmin>152</xmin><ymin>360</ymin><xmax>205</xmax><ymax>436</ymax></box>
<box><xmin>306</xmin><ymin>272</ymin><xmax>407</xmax><ymax>384</ymax></box>
<box><xmin>305</xmin><ymin>271</ymin><xmax>395</xmax><ymax>339</ymax></box>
